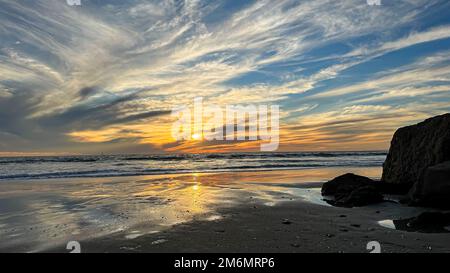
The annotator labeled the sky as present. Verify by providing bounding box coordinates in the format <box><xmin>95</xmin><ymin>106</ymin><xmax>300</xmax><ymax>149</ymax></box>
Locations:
<box><xmin>0</xmin><ymin>0</ymin><xmax>450</xmax><ymax>155</ymax></box>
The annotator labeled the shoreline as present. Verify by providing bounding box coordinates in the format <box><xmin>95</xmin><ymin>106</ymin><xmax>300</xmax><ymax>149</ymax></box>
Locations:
<box><xmin>0</xmin><ymin>165</ymin><xmax>384</xmax><ymax>182</ymax></box>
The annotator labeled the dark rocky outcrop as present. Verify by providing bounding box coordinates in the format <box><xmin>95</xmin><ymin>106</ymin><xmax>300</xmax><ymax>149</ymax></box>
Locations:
<box><xmin>381</xmin><ymin>113</ymin><xmax>450</xmax><ymax>207</ymax></box>
<box><xmin>410</xmin><ymin>161</ymin><xmax>450</xmax><ymax>208</ymax></box>
<box><xmin>393</xmin><ymin>212</ymin><xmax>450</xmax><ymax>233</ymax></box>
<box><xmin>322</xmin><ymin>173</ymin><xmax>383</xmax><ymax>207</ymax></box>
<box><xmin>322</xmin><ymin>113</ymin><xmax>450</xmax><ymax>208</ymax></box>
<box><xmin>382</xmin><ymin>113</ymin><xmax>450</xmax><ymax>191</ymax></box>
<box><xmin>334</xmin><ymin>186</ymin><xmax>383</xmax><ymax>207</ymax></box>
<box><xmin>322</xmin><ymin>173</ymin><xmax>375</xmax><ymax>196</ymax></box>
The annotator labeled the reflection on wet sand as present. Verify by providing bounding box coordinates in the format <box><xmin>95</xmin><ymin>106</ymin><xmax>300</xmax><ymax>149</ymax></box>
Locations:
<box><xmin>0</xmin><ymin>167</ymin><xmax>380</xmax><ymax>252</ymax></box>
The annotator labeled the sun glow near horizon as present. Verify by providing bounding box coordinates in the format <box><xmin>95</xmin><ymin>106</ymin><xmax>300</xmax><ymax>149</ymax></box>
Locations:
<box><xmin>191</xmin><ymin>133</ymin><xmax>202</xmax><ymax>141</ymax></box>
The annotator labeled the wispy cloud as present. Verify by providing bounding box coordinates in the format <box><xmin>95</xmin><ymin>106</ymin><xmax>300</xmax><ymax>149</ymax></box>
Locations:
<box><xmin>0</xmin><ymin>0</ymin><xmax>449</xmax><ymax>153</ymax></box>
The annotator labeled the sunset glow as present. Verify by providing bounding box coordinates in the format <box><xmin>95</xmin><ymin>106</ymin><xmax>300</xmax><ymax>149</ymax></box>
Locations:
<box><xmin>191</xmin><ymin>134</ymin><xmax>202</xmax><ymax>141</ymax></box>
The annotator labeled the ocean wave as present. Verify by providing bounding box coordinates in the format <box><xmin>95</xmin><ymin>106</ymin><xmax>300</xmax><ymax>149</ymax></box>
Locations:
<box><xmin>0</xmin><ymin>156</ymin><xmax>101</xmax><ymax>164</ymax></box>
<box><xmin>0</xmin><ymin>163</ymin><xmax>384</xmax><ymax>180</ymax></box>
<box><xmin>0</xmin><ymin>151</ymin><xmax>387</xmax><ymax>164</ymax></box>
<box><xmin>0</xmin><ymin>152</ymin><xmax>386</xmax><ymax>180</ymax></box>
<box><xmin>0</xmin><ymin>168</ymin><xmax>188</xmax><ymax>180</ymax></box>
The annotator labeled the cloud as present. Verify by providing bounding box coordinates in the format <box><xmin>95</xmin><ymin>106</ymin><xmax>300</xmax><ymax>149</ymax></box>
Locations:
<box><xmin>345</xmin><ymin>25</ymin><xmax>450</xmax><ymax>58</ymax></box>
<box><xmin>308</xmin><ymin>52</ymin><xmax>450</xmax><ymax>99</ymax></box>
<box><xmin>0</xmin><ymin>0</ymin><xmax>449</xmax><ymax>153</ymax></box>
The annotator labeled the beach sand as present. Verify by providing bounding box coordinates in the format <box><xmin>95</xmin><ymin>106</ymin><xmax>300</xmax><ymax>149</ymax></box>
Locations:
<box><xmin>46</xmin><ymin>195</ymin><xmax>450</xmax><ymax>253</ymax></box>
<box><xmin>1</xmin><ymin>168</ymin><xmax>449</xmax><ymax>253</ymax></box>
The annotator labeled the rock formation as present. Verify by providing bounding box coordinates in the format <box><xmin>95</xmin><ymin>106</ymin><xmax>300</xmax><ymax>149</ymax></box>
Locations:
<box><xmin>410</xmin><ymin>161</ymin><xmax>450</xmax><ymax>207</ymax></box>
<box><xmin>382</xmin><ymin>113</ymin><xmax>450</xmax><ymax>207</ymax></box>
<box><xmin>382</xmin><ymin>113</ymin><xmax>450</xmax><ymax>190</ymax></box>
<box><xmin>322</xmin><ymin>113</ymin><xmax>450</xmax><ymax>208</ymax></box>
<box><xmin>321</xmin><ymin>173</ymin><xmax>383</xmax><ymax>207</ymax></box>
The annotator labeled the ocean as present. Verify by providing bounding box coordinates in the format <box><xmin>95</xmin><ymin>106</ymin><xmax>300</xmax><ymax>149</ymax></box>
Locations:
<box><xmin>0</xmin><ymin>151</ymin><xmax>387</xmax><ymax>180</ymax></box>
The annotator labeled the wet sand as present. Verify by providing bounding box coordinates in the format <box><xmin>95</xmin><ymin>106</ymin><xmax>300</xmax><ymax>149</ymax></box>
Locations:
<box><xmin>46</xmin><ymin>196</ymin><xmax>450</xmax><ymax>253</ymax></box>
<box><xmin>1</xmin><ymin>168</ymin><xmax>449</xmax><ymax>253</ymax></box>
